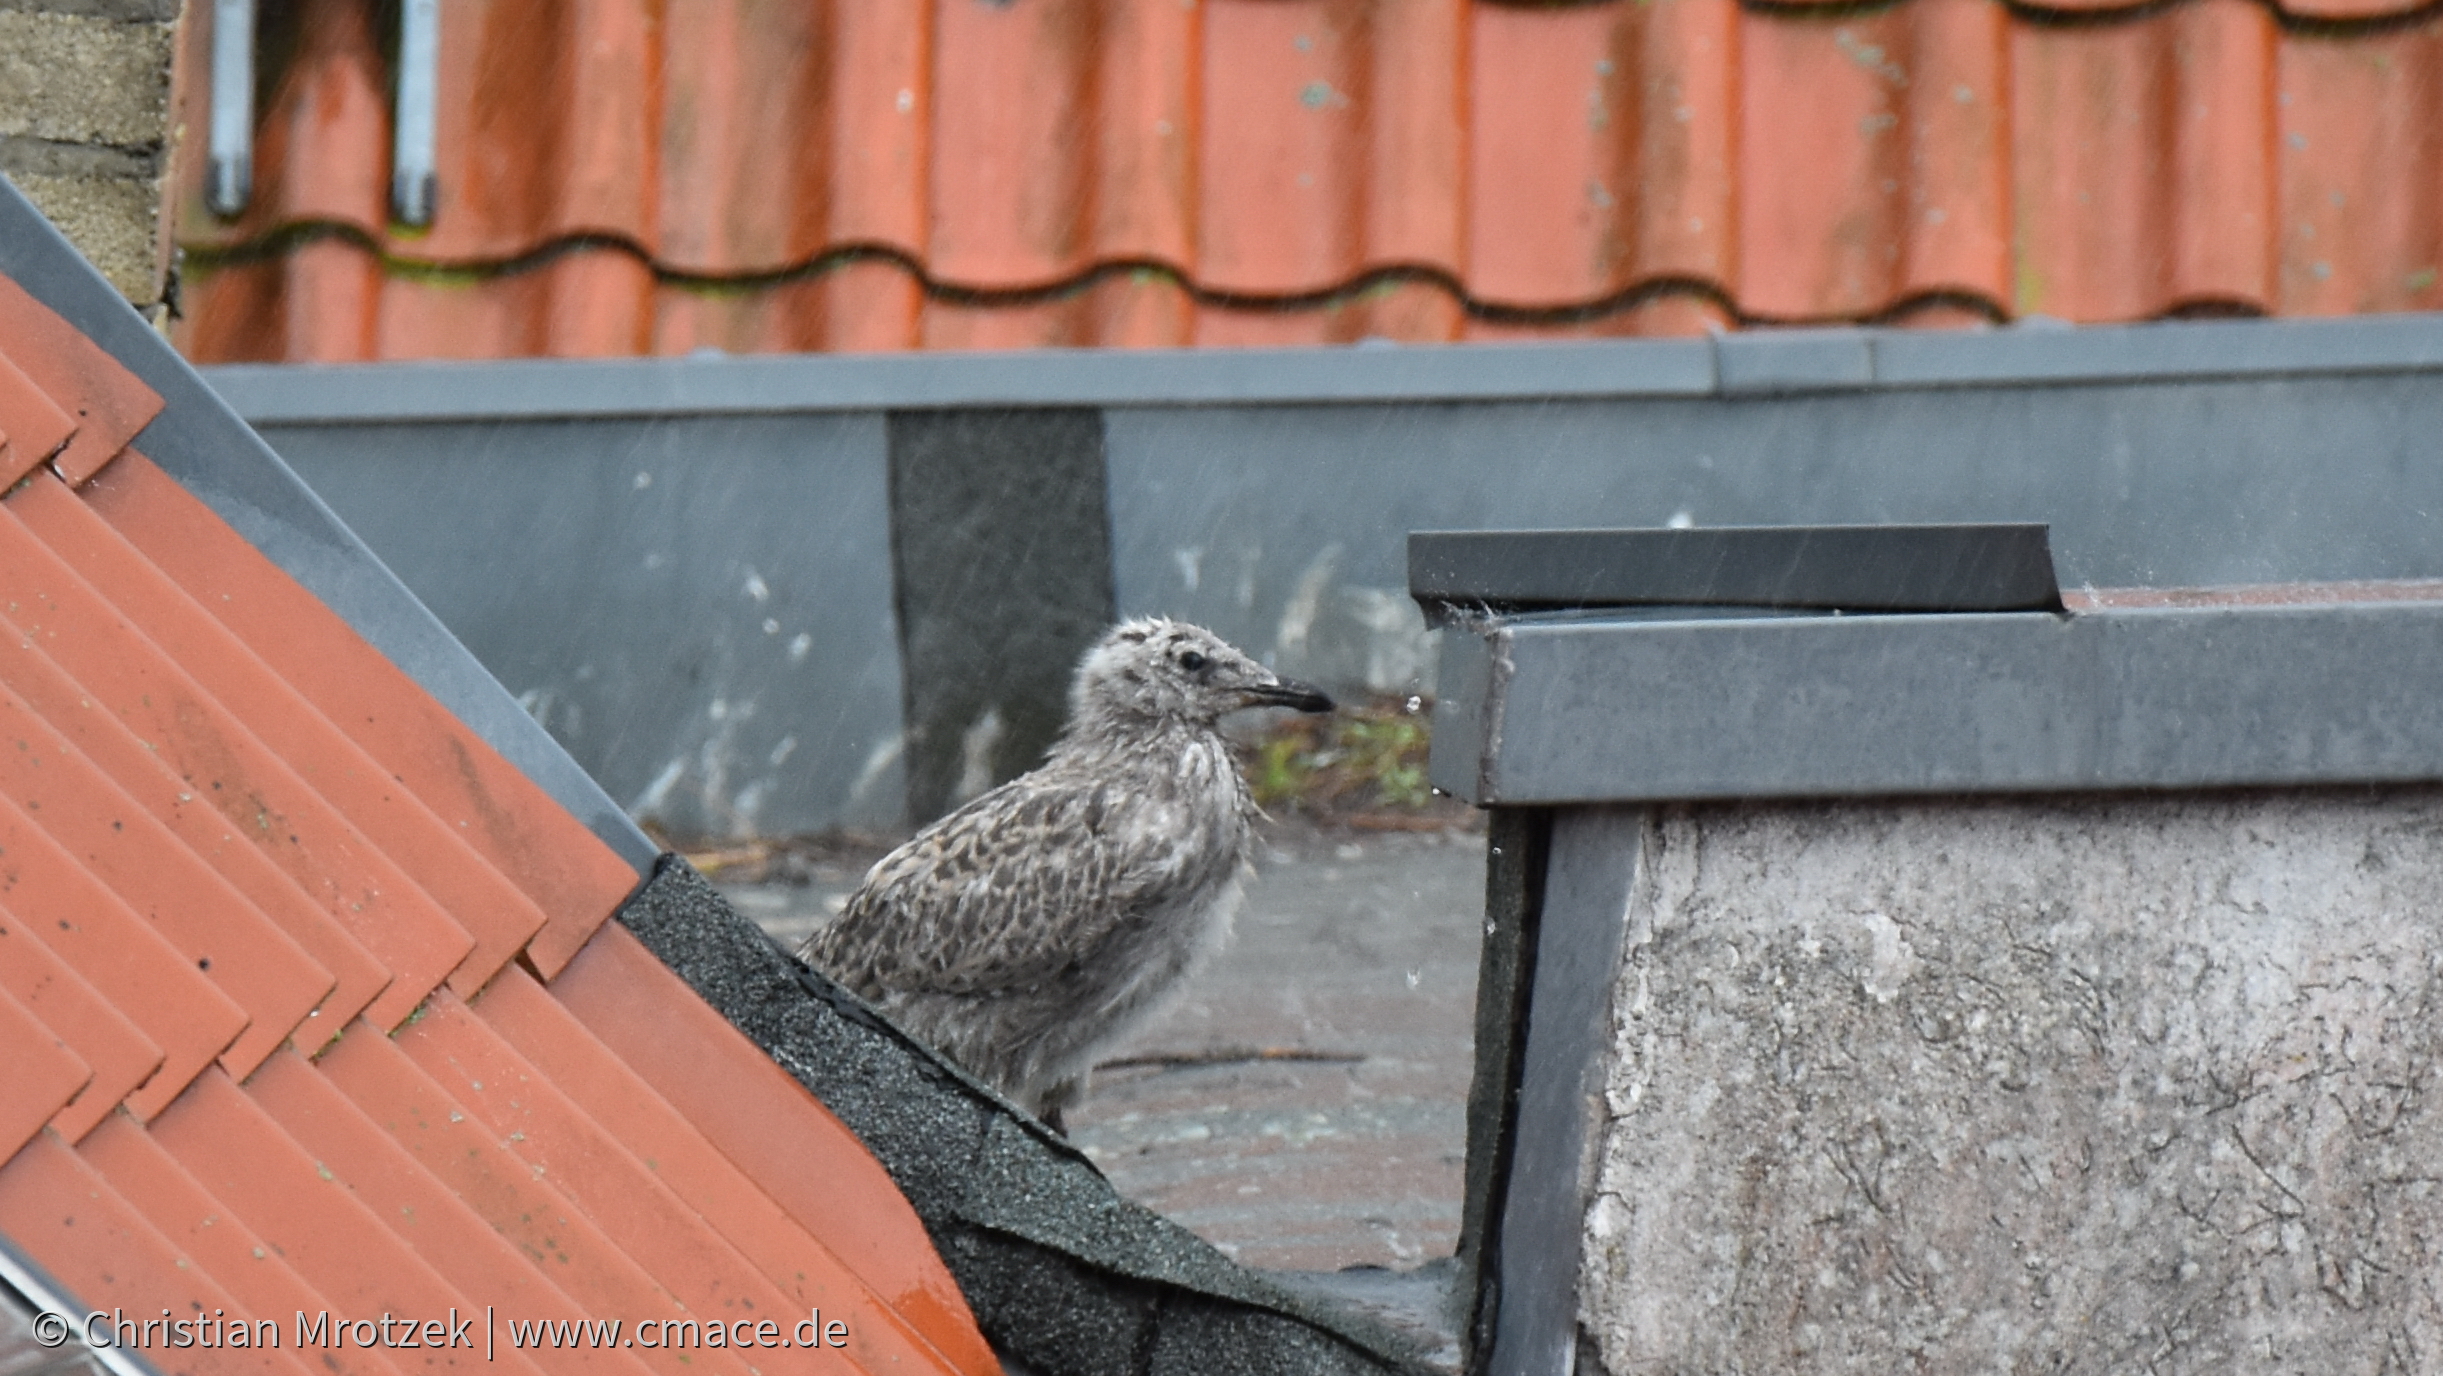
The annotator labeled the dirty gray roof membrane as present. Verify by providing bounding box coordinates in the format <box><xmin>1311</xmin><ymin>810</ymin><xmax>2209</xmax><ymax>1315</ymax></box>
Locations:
<box><xmin>614</xmin><ymin>856</ymin><xmax>1437</xmax><ymax>1376</ymax></box>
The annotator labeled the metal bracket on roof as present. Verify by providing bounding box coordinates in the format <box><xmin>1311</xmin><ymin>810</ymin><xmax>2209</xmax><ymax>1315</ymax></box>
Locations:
<box><xmin>392</xmin><ymin>0</ymin><xmax>440</xmax><ymax>228</ymax></box>
<box><xmin>205</xmin><ymin>0</ymin><xmax>254</xmax><ymax>218</ymax></box>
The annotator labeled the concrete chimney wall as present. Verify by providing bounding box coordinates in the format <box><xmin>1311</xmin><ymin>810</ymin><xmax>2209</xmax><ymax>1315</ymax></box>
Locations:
<box><xmin>0</xmin><ymin>0</ymin><xmax>182</xmax><ymax>314</ymax></box>
<box><xmin>1584</xmin><ymin>789</ymin><xmax>2443</xmax><ymax>1372</ymax></box>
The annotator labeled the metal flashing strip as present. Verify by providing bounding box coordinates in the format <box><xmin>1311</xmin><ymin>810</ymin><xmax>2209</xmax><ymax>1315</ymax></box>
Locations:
<box><xmin>0</xmin><ymin>178</ymin><xmax>655</xmax><ymax>870</ymax></box>
<box><xmin>198</xmin><ymin>310</ymin><xmax>2443</xmax><ymax>423</ymax></box>
<box><xmin>1482</xmin><ymin>809</ymin><xmax>1640</xmax><ymax>1376</ymax></box>
<box><xmin>1432</xmin><ymin>599</ymin><xmax>2443</xmax><ymax>806</ymax></box>
<box><xmin>0</xmin><ymin>1233</ymin><xmax>160</xmax><ymax>1376</ymax></box>
<box><xmin>1410</xmin><ymin>525</ymin><xmax>2063</xmax><ymax>617</ymax></box>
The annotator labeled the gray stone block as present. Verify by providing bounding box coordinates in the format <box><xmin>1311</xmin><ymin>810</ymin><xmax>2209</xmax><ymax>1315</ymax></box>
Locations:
<box><xmin>0</xmin><ymin>11</ymin><xmax>174</xmax><ymax>147</ymax></box>
<box><xmin>1583</xmin><ymin>790</ymin><xmax>2443</xmax><ymax>1373</ymax></box>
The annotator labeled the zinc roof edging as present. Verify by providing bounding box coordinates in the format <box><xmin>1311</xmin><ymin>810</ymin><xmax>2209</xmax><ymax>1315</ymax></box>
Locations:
<box><xmin>0</xmin><ymin>1226</ymin><xmax>172</xmax><ymax>1376</ymax></box>
<box><xmin>197</xmin><ymin>341</ymin><xmax>1720</xmax><ymax>423</ymax></box>
<box><xmin>196</xmin><ymin>309</ymin><xmax>2443</xmax><ymax>424</ymax></box>
<box><xmin>0</xmin><ymin>177</ymin><xmax>654</xmax><ymax>873</ymax></box>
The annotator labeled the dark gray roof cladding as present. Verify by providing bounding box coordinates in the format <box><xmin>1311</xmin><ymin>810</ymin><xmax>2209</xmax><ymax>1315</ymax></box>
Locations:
<box><xmin>198</xmin><ymin>309</ymin><xmax>2443</xmax><ymax>424</ymax></box>
<box><xmin>0</xmin><ymin>176</ymin><xmax>654</xmax><ymax>870</ymax></box>
<box><xmin>1430</xmin><ymin>597</ymin><xmax>2443</xmax><ymax>807</ymax></box>
<box><xmin>613</xmin><ymin>856</ymin><xmax>1437</xmax><ymax>1376</ymax></box>
<box><xmin>1409</xmin><ymin>525</ymin><xmax>2063</xmax><ymax>618</ymax></box>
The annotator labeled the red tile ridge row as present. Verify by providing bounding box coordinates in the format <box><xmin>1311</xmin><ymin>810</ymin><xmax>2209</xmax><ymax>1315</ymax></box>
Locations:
<box><xmin>0</xmin><ymin>497</ymin><xmax>513</xmax><ymax>1008</ymax></box>
<box><xmin>0</xmin><ymin>531</ymin><xmax>400</xmax><ymax>1041</ymax></box>
<box><xmin>10</xmin><ymin>472</ymin><xmax>561</xmax><ymax>1000</ymax></box>
<box><xmin>82</xmin><ymin>453</ymin><xmax>643</xmax><ymax>975</ymax></box>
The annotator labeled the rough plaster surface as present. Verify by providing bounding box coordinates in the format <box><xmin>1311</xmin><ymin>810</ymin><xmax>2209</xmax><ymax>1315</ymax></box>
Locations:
<box><xmin>1582</xmin><ymin>790</ymin><xmax>2443</xmax><ymax>1375</ymax></box>
<box><xmin>0</xmin><ymin>7</ymin><xmax>176</xmax><ymax>305</ymax></box>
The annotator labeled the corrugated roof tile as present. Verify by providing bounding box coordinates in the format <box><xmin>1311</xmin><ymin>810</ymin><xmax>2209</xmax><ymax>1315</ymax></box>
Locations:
<box><xmin>170</xmin><ymin>0</ymin><xmax>2443</xmax><ymax>361</ymax></box>
<box><xmin>1</xmin><ymin>218</ymin><xmax>993</xmax><ymax>1376</ymax></box>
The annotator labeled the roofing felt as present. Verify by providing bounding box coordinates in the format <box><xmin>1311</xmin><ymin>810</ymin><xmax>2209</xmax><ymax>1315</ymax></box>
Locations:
<box><xmin>168</xmin><ymin>0</ymin><xmax>2443</xmax><ymax>364</ymax></box>
<box><xmin>0</xmin><ymin>181</ymin><xmax>1004</xmax><ymax>1376</ymax></box>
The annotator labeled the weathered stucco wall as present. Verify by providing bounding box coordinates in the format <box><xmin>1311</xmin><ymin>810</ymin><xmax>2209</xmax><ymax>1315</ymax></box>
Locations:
<box><xmin>1584</xmin><ymin>790</ymin><xmax>2443</xmax><ymax>1374</ymax></box>
<box><xmin>0</xmin><ymin>0</ymin><xmax>181</xmax><ymax>311</ymax></box>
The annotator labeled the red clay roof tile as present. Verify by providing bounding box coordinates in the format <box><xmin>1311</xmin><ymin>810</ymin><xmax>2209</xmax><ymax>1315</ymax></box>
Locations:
<box><xmin>0</xmin><ymin>1131</ymin><xmax>310</xmax><ymax>1376</ymax></box>
<box><xmin>150</xmin><ymin>1069</ymin><xmax>555</xmax><ymax>1376</ymax></box>
<box><xmin>0</xmin><ymin>550</ymin><xmax>394</xmax><ymax>1046</ymax></box>
<box><xmin>249</xmin><ymin>1045</ymin><xmax>659</xmax><ymax>1376</ymax></box>
<box><xmin>74</xmin><ymin>1114</ymin><xmax>401</xmax><ymax>1376</ymax></box>
<box><xmin>0</xmin><ymin>278</ymin><xmax>161</xmax><ymax>483</ymax></box>
<box><xmin>0</xmin><ymin>781</ymin><xmax>252</xmax><ymax>1119</ymax></box>
<box><xmin>0</xmin><ymin>911</ymin><xmax>162</xmax><ymax>1143</ymax></box>
<box><xmin>0</xmin><ymin>348</ymin><xmax>78</xmax><ymax>490</ymax></box>
<box><xmin>474</xmin><ymin>965</ymin><xmax>985</xmax><ymax>1376</ymax></box>
<box><xmin>167</xmin><ymin>0</ymin><xmax>2443</xmax><ymax>362</ymax></box>
<box><xmin>0</xmin><ymin>989</ymin><xmax>89</xmax><ymax>1160</ymax></box>
<box><xmin>393</xmin><ymin>995</ymin><xmax>856</xmax><ymax>1364</ymax></box>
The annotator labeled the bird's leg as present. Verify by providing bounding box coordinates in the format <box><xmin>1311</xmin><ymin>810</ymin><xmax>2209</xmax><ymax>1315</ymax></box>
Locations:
<box><xmin>1037</xmin><ymin>1075</ymin><xmax>1085</xmax><ymax>1137</ymax></box>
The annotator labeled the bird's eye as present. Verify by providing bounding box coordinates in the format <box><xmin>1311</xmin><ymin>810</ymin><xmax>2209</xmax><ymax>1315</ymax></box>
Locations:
<box><xmin>1177</xmin><ymin>650</ymin><xmax>1208</xmax><ymax>672</ymax></box>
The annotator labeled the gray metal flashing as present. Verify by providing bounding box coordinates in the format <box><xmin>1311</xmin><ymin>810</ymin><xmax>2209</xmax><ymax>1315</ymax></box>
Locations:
<box><xmin>0</xmin><ymin>176</ymin><xmax>657</xmax><ymax>870</ymax></box>
<box><xmin>0</xmin><ymin>1231</ymin><xmax>165</xmax><ymax>1376</ymax></box>
<box><xmin>200</xmin><ymin>309</ymin><xmax>2443</xmax><ymax>424</ymax></box>
<box><xmin>1409</xmin><ymin>525</ymin><xmax>2063</xmax><ymax>616</ymax></box>
<box><xmin>1482</xmin><ymin>809</ymin><xmax>1639</xmax><ymax>1376</ymax></box>
<box><xmin>1431</xmin><ymin>600</ymin><xmax>2443</xmax><ymax>806</ymax></box>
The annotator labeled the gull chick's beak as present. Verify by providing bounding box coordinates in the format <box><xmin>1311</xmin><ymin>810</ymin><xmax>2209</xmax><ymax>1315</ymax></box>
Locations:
<box><xmin>1244</xmin><ymin>676</ymin><xmax>1334</xmax><ymax>714</ymax></box>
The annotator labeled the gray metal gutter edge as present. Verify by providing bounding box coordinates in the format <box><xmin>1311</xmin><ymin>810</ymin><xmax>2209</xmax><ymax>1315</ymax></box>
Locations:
<box><xmin>1</xmin><ymin>1230</ymin><xmax>168</xmax><ymax>1376</ymax></box>
<box><xmin>199</xmin><ymin>310</ymin><xmax>2443</xmax><ymax>424</ymax></box>
<box><xmin>0</xmin><ymin>176</ymin><xmax>656</xmax><ymax>871</ymax></box>
<box><xmin>1432</xmin><ymin>600</ymin><xmax>2443</xmax><ymax>806</ymax></box>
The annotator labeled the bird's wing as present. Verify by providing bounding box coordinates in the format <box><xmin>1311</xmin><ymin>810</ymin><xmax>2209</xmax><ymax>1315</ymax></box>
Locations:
<box><xmin>805</xmin><ymin>776</ymin><xmax>1174</xmax><ymax>998</ymax></box>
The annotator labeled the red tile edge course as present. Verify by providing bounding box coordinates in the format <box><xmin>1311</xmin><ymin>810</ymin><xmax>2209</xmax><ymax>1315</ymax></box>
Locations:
<box><xmin>11</xmin><ymin>475</ymin><xmax>561</xmax><ymax>996</ymax></box>
<box><xmin>80</xmin><ymin>452</ymin><xmax>642</xmax><ymax>976</ymax></box>
<box><xmin>551</xmin><ymin>924</ymin><xmax>1002</xmax><ymax>1376</ymax></box>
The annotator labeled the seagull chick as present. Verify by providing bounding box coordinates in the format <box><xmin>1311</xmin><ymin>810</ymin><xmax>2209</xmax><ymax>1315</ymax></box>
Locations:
<box><xmin>800</xmin><ymin>619</ymin><xmax>1332</xmax><ymax>1128</ymax></box>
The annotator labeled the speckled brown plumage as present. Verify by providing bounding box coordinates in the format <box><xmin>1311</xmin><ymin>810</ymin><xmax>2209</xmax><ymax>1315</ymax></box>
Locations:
<box><xmin>799</xmin><ymin>619</ymin><xmax>1331</xmax><ymax>1126</ymax></box>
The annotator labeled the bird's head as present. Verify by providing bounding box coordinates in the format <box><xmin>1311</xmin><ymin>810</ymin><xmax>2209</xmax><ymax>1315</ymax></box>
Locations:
<box><xmin>1072</xmin><ymin>618</ymin><xmax>1333</xmax><ymax>730</ymax></box>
